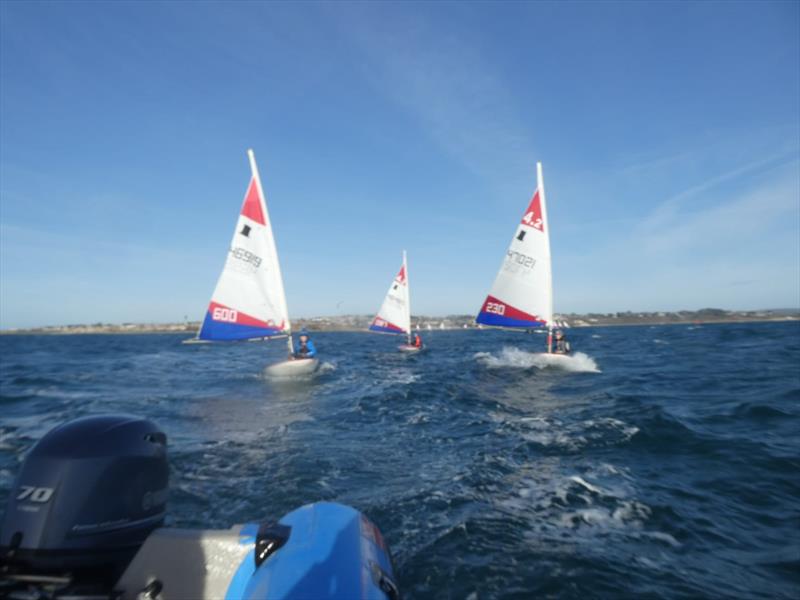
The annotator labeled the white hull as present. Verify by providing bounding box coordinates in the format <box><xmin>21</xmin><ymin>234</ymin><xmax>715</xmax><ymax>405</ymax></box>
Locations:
<box><xmin>398</xmin><ymin>344</ymin><xmax>423</xmax><ymax>353</ymax></box>
<box><xmin>537</xmin><ymin>352</ymin><xmax>572</xmax><ymax>363</ymax></box>
<box><xmin>264</xmin><ymin>358</ymin><xmax>319</xmax><ymax>377</ymax></box>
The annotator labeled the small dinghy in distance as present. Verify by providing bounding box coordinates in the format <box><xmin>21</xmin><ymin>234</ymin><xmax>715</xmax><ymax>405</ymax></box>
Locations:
<box><xmin>0</xmin><ymin>415</ymin><xmax>396</xmax><ymax>600</ymax></box>
<box><xmin>476</xmin><ymin>162</ymin><xmax>570</xmax><ymax>357</ymax></box>
<box><xmin>185</xmin><ymin>149</ymin><xmax>318</xmax><ymax>376</ymax></box>
<box><xmin>369</xmin><ymin>251</ymin><xmax>423</xmax><ymax>352</ymax></box>
<box><xmin>398</xmin><ymin>343</ymin><xmax>421</xmax><ymax>353</ymax></box>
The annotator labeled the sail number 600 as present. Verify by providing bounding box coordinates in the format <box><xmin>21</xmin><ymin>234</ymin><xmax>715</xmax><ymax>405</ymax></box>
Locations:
<box><xmin>213</xmin><ymin>307</ymin><xmax>238</xmax><ymax>322</ymax></box>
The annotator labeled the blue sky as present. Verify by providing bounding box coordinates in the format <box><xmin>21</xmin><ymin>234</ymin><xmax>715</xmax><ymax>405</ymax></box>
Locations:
<box><xmin>1</xmin><ymin>0</ymin><xmax>798</xmax><ymax>328</ymax></box>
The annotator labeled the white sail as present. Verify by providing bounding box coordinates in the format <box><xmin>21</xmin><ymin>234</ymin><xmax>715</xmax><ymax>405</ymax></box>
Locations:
<box><xmin>476</xmin><ymin>162</ymin><xmax>553</xmax><ymax>329</ymax></box>
<box><xmin>369</xmin><ymin>251</ymin><xmax>411</xmax><ymax>339</ymax></box>
<box><xmin>197</xmin><ymin>150</ymin><xmax>291</xmax><ymax>342</ymax></box>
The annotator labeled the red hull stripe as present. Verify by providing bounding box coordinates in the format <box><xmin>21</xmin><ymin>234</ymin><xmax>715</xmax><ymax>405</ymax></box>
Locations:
<box><xmin>479</xmin><ymin>295</ymin><xmax>542</xmax><ymax>323</ymax></box>
<box><xmin>208</xmin><ymin>301</ymin><xmax>282</xmax><ymax>330</ymax></box>
<box><xmin>241</xmin><ymin>178</ymin><xmax>266</xmax><ymax>225</ymax></box>
<box><xmin>370</xmin><ymin>317</ymin><xmax>405</xmax><ymax>333</ymax></box>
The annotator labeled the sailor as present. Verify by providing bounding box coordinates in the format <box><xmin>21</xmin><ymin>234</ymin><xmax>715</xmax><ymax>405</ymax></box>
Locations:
<box><xmin>294</xmin><ymin>332</ymin><xmax>317</xmax><ymax>359</ymax></box>
<box><xmin>413</xmin><ymin>334</ymin><xmax>423</xmax><ymax>348</ymax></box>
<box><xmin>552</xmin><ymin>330</ymin><xmax>571</xmax><ymax>354</ymax></box>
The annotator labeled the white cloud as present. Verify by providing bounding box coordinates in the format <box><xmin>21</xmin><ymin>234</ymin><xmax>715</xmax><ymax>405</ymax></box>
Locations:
<box><xmin>329</xmin><ymin>5</ymin><xmax>536</xmax><ymax>188</ymax></box>
<box><xmin>635</xmin><ymin>158</ymin><xmax>799</xmax><ymax>257</ymax></box>
<box><xmin>557</xmin><ymin>157</ymin><xmax>800</xmax><ymax>312</ymax></box>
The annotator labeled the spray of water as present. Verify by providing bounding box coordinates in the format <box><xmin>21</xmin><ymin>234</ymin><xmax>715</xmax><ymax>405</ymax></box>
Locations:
<box><xmin>474</xmin><ymin>346</ymin><xmax>600</xmax><ymax>373</ymax></box>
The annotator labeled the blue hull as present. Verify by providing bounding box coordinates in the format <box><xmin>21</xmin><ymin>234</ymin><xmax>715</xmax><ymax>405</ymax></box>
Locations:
<box><xmin>230</xmin><ymin>502</ymin><xmax>396</xmax><ymax>600</ymax></box>
<box><xmin>115</xmin><ymin>502</ymin><xmax>397</xmax><ymax>600</ymax></box>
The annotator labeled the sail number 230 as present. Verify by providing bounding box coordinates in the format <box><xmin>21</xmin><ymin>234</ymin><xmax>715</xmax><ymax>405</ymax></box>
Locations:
<box><xmin>485</xmin><ymin>302</ymin><xmax>505</xmax><ymax>315</ymax></box>
<box><xmin>212</xmin><ymin>307</ymin><xmax>239</xmax><ymax>322</ymax></box>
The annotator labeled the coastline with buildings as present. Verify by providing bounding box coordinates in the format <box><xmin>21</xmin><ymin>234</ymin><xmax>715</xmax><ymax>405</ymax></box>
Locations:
<box><xmin>1</xmin><ymin>308</ymin><xmax>797</xmax><ymax>336</ymax></box>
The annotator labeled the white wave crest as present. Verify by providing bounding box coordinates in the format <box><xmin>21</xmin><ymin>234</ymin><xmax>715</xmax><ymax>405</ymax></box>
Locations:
<box><xmin>503</xmin><ymin>464</ymin><xmax>681</xmax><ymax>549</ymax></box>
<box><xmin>318</xmin><ymin>361</ymin><xmax>337</xmax><ymax>373</ymax></box>
<box><xmin>512</xmin><ymin>417</ymin><xmax>638</xmax><ymax>451</ymax></box>
<box><xmin>474</xmin><ymin>346</ymin><xmax>600</xmax><ymax>373</ymax></box>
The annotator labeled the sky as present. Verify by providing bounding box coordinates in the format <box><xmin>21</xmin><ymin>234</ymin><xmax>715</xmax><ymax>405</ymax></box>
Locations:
<box><xmin>1</xmin><ymin>0</ymin><xmax>798</xmax><ymax>329</ymax></box>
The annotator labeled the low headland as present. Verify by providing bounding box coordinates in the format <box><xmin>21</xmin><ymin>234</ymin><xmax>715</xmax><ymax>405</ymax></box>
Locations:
<box><xmin>2</xmin><ymin>308</ymin><xmax>797</xmax><ymax>335</ymax></box>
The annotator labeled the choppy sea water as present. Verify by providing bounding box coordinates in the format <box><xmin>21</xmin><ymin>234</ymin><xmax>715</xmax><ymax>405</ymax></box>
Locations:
<box><xmin>1</xmin><ymin>322</ymin><xmax>798</xmax><ymax>599</ymax></box>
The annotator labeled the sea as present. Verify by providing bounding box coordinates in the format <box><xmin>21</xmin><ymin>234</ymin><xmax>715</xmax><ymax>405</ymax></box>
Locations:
<box><xmin>1</xmin><ymin>322</ymin><xmax>798</xmax><ymax>599</ymax></box>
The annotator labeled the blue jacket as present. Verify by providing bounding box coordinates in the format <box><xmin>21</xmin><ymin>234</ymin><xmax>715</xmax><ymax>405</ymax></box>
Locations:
<box><xmin>295</xmin><ymin>338</ymin><xmax>317</xmax><ymax>358</ymax></box>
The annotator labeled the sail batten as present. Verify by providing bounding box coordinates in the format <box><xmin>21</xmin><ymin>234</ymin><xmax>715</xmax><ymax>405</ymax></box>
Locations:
<box><xmin>196</xmin><ymin>150</ymin><xmax>290</xmax><ymax>342</ymax></box>
<box><xmin>476</xmin><ymin>161</ymin><xmax>554</xmax><ymax>330</ymax></box>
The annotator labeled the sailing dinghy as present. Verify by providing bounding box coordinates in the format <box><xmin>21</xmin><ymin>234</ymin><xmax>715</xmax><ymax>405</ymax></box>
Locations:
<box><xmin>369</xmin><ymin>251</ymin><xmax>422</xmax><ymax>352</ymax></box>
<box><xmin>476</xmin><ymin>162</ymin><xmax>570</xmax><ymax>358</ymax></box>
<box><xmin>186</xmin><ymin>149</ymin><xmax>318</xmax><ymax>376</ymax></box>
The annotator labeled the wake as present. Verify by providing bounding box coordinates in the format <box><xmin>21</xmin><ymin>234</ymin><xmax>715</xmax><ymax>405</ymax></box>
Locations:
<box><xmin>474</xmin><ymin>346</ymin><xmax>600</xmax><ymax>373</ymax></box>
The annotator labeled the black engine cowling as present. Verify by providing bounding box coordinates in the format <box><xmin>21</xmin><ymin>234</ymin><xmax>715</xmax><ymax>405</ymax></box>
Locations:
<box><xmin>0</xmin><ymin>414</ymin><xmax>168</xmax><ymax>588</ymax></box>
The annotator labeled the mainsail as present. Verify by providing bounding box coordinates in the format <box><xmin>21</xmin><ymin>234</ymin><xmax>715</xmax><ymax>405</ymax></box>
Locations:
<box><xmin>476</xmin><ymin>162</ymin><xmax>554</xmax><ymax>330</ymax></box>
<box><xmin>196</xmin><ymin>150</ymin><xmax>291</xmax><ymax>342</ymax></box>
<box><xmin>369</xmin><ymin>251</ymin><xmax>412</xmax><ymax>340</ymax></box>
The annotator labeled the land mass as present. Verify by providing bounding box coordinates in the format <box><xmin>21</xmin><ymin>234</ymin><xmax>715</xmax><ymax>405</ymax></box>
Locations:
<box><xmin>2</xmin><ymin>308</ymin><xmax>797</xmax><ymax>335</ymax></box>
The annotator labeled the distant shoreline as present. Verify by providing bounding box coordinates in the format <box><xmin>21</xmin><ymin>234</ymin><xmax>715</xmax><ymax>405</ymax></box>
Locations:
<box><xmin>2</xmin><ymin>310</ymin><xmax>797</xmax><ymax>336</ymax></box>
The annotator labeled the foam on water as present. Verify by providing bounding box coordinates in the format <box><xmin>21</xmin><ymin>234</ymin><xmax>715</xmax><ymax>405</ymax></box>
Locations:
<box><xmin>1</xmin><ymin>324</ymin><xmax>798</xmax><ymax>599</ymax></box>
<box><xmin>496</xmin><ymin>457</ymin><xmax>681</xmax><ymax>555</ymax></box>
<box><xmin>474</xmin><ymin>346</ymin><xmax>600</xmax><ymax>373</ymax></box>
<box><xmin>498</xmin><ymin>415</ymin><xmax>639</xmax><ymax>452</ymax></box>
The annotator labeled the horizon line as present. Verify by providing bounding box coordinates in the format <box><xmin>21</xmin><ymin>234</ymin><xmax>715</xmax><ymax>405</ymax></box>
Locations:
<box><xmin>2</xmin><ymin>306</ymin><xmax>798</xmax><ymax>332</ymax></box>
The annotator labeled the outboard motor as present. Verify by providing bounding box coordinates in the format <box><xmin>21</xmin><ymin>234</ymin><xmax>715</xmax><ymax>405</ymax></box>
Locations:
<box><xmin>0</xmin><ymin>415</ymin><xmax>168</xmax><ymax>598</ymax></box>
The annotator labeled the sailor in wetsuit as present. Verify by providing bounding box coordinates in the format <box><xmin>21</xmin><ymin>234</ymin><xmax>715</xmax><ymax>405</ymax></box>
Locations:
<box><xmin>552</xmin><ymin>330</ymin><xmax>571</xmax><ymax>355</ymax></box>
<box><xmin>294</xmin><ymin>333</ymin><xmax>317</xmax><ymax>359</ymax></box>
<box><xmin>413</xmin><ymin>334</ymin><xmax>423</xmax><ymax>348</ymax></box>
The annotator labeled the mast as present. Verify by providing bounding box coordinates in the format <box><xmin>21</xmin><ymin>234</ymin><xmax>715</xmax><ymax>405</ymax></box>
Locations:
<box><xmin>403</xmin><ymin>250</ymin><xmax>411</xmax><ymax>345</ymax></box>
<box><xmin>247</xmin><ymin>149</ymin><xmax>294</xmax><ymax>355</ymax></box>
<box><xmin>537</xmin><ymin>161</ymin><xmax>554</xmax><ymax>353</ymax></box>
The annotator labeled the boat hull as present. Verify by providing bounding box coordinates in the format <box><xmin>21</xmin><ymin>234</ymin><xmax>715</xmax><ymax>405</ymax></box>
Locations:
<box><xmin>264</xmin><ymin>358</ymin><xmax>319</xmax><ymax>377</ymax></box>
<box><xmin>398</xmin><ymin>344</ymin><xmax>423</xmax><ymax>353</ymax></box>
<box><xmin>537</xmin><ymin>352</ymin><xmax>573</xmax><ymax>364</ymax></box>
<box><xmin>116</xmin><ymin>502</ymin><xmax>397</xmax><ymax>600</ymax></box>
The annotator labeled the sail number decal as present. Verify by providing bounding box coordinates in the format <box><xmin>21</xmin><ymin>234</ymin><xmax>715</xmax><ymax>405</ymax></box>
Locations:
<box><xmin>17</xmin><ymin>486</ymin><xmax>54</xmax><ymax>503</ymax></box>
<box><xmin>522</xmin><ymin>212</ymin><xmax>543</xmax><ymax>230</ymax></box>
<box><xmin>485</xmin><ymin>302</ymin><xmax>505</xmax><ymax>315</ymax></box>
<box><xmin>212</xmin><ymin>307</ymin><xmax>238</xmax><ymax>322</ymax></box>
<box><xmin>506</xmin><ymin>251</ymin><xmax>537</xmax><ymax>269</ymax></box>
<box><xmin>502</xmin><ymin>250</ymin><xmax>538</xmax><ymax>278</ymax></box>
<box><xmin>230</xmin><ymin>247</ymin><xmax>262</xmax><ymax>268</ymax></box>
